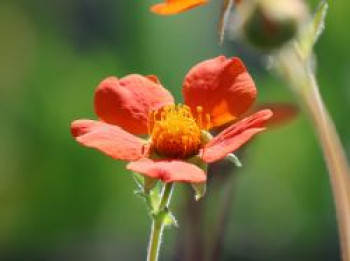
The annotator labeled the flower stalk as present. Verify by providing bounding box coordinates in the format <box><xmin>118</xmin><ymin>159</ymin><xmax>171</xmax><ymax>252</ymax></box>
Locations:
<box><xmin>268</xmin><ymin>2</ymin><xmax>350</xmax><ymax>259</ymax></box>
<box><xmin>301</xmin><ymin>70</ymin><xmax>350</xmax><ymax>261</ymax></box>
<box><xmin>147</xmin><ymin>183</ymin><xmax>175</xmax><ymax>261</ymax></box>
<box><xmin>272</xmin><ymin>38</ymin><xmax>350</xmax><ymax>261</ymax></box>
<box><xmin>209</xmin><ymin>174</ymin><xmax>237</xmax><ymax>261</ymax></box>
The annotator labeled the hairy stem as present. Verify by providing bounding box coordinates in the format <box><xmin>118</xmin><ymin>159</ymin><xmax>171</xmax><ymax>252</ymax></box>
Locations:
<box><xmin>301</xmin><ymin>71</ymin><xmax>350</xmax><ymax>261</ymax></box>
<box><xmin>147</xmin><ymin>183</ymin><xmax>174</xmax><ymax>261</ymax></box>
<box><xmin>274</xmin><ymin>44</ymin><xmax>350</xmax><ymax>261</ymax></box>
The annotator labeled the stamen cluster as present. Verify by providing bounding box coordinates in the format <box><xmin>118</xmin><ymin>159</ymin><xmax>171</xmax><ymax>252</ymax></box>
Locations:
<box><xmin>148</xmin><ymin>105</ymin><xmax>209</xmax><ymax>159</ymax></box>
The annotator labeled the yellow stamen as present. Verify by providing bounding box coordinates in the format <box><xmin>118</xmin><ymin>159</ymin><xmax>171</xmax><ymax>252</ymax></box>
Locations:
<box><xmin>148</xmin><ymin>104</ymin><xmax>208</xmax><ymax>159</ymax></box>
<box><xmin>205</xmin><ymin>113</ymin><xmax>211</xmax><ymax>130</ymax></box>
<box><xmin>196</xmin><ymin>106</ymin><xmax>203</xmax><ymax>129</ymax></box>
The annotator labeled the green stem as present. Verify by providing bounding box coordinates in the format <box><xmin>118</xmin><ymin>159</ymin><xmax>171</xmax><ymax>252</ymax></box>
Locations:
<box><xmin>147</xmin><ymin>220</ymin><xmax>163</xmax><ymax>261</ymax></box>
<box><xmin>301</xmin><ymin>71</ymin><xmax>350</xmax><ymax>261</ymax></box>
<box><xmin>274</xmin><ymin>45</ymin><xmax>350</xmax><ymax>261</ymax></box>
<box><xmin>147</xmin><ymin>183</ymin><xmax>174</xmax><ymax>261</ymax></box>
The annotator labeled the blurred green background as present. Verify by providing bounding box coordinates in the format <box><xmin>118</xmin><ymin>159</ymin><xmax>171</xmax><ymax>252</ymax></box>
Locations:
<box><xmin>0</xmin><ymin>0</ymin><xmax>349</xmax><ymax>260</ymax></box>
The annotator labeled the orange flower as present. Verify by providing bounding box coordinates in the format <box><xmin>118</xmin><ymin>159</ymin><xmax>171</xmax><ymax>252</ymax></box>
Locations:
<box><xmin>71</xmin><ymin>56</ymin><xmax>272</xmax><ymax>183</ymax></box>
<box><xmin>150</xmin><ymin>0</ymin><xmax>242</xmax><ymax>15</ymax></box>
<box><xmin>151</xmin><ymin>0</ymin><xmax>208</xmax><ymax>15</ymax></box>
<box><xmin>150</xmin><ymin>0</ymin><xmax>242</xmax><ymax>42</ymax></box>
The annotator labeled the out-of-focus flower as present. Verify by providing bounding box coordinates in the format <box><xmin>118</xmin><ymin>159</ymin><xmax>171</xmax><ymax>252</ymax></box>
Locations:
<box><xmin>150</xmin><ymin>0</ymin><xmax>208</xmax><ymax>15</ymax></box>
<box><xmin>70</xmin><ymin>56</ymin><xmax>272</xmax><ymax>184</ymax></box>
<box><xmin>149</xmin><ymin>0</ymin><xmax>308</xmax><ymax>46</ymax></box>
<box><xmin>150</xmin><ymin>0</ymin><xmax>242</xmax><ymax>15</ymax></box>
<box><xmin>150</xmin><ymin>0</ymin><xmax>243</xmax><ymax>42</ymax></box>
<box><xmin>234</xmin><ymin>0</ymin><xmax>308</xmax><ymax>50</ymax></box>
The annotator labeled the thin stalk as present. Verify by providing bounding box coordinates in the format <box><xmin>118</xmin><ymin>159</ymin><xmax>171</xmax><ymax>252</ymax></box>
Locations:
<box><xmin>274</xmin><ymin>45</ymin><xmax>350</xmax><ymax>261</ymax></box>
<box><xmin>147</xmin><ymin>183</ymin><xmax>174</xmax><ymax>261</ymax></box>
<box><xmin>172</xmin><ymin>186</ymin><xmax>205</xmax><ymax>261</ymax></box>
<box><xmin>210</xmin><ymin>175</ymin><xmax>236</xmax><ymax>261</ymax></box>
<box><xmin>147</xmin><ymin>220</ymin><xmax>163</xmax><ymax>261</ymax></box>
<box><xmin>301</xmin><ymin>71</ymin><xmax>350</xmax><ymax>261</ymax></box>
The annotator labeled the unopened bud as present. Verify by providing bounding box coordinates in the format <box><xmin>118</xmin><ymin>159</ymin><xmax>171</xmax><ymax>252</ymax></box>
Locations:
<box><xmin>237</xmin><ymin>0</ymin><xmax>308</xmax><ymax>50</ymax></box>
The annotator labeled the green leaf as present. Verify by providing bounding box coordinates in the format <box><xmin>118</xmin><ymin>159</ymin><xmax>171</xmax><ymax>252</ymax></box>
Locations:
<box><xmin>225</xmin><ymin>153</ymin><xmax>242</xmax><ymax>167</ymax></box>
<box><xmin>132</xmin><ymin>172</ymin><xmax>157</xmax><ymax>193</ymax></box>
<box><xmin>298</xmin><ymin>0</ymin><xmax>328</xmax><ymax>59</ymax></box>
<box><xmin>192</xmin><ymin>182</ymin><xmax>207</xmax><ymax>201</ymax></box>
<box><xmin>309</xmin><ymin>0</ymin><xmax>328</xmax><ymax>45</ymax></box>
<box><xmin>149</xmin><ymin>188</ymin><xmax>161</xmax><ymax>210</ymax></box>
<box><xmin>132</xmin><ymin>172</ymin><xmax>144</xmax><ymax>190</ymax></box>
<box><xmin>132</xmin><ymin>172</ymin><xmax>161</xmax><ymax>214</ymax></box>
<box><xmin>162</xmin><ymin>208</ymin><xmax>178</xmax><ymax>228</ymax></box>
<box><xmin>187</xmin><ymin>155</ymin><xmax>208</xmax><ymax>172</ymax></box>
<box><xmin>134</xmin><ymin>189</ymin><xmax>147</xmax><ymax>199</ymax></box>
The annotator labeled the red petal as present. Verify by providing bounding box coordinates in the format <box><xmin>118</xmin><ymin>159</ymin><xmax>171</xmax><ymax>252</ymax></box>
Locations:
<box><xmin>94</xmin><ymin>75</ymin><xmax>174</xmax><ymax>135</ymax></box>
<box><xmin>183</xmin><ymin>56</ymin><xmax>256</xmax><ymax>128</ymax></box>
<box><xmin>127</xmin><ymin>158</ymin><xmax>206</xmax><ymax>183</ymax></box>
<box><xmin>200</xmin><ymin>109</ymin><xmax>273</xmax><ymax>163</ymax></box>
<box><xmin>71</xmin><ymin>120</ymin><xmax>145</xmax><ymax>161</ymax></box>
<box><xmin>151</xmin><ymin>0</ymin><xmax>208</xmax><ymax>15</ymax></box>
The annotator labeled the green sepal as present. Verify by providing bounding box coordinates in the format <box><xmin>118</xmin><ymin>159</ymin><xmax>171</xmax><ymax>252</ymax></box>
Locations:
<box><xmin>161</xmin><ymin>208</ymin><xmax>178</xmax><ymax>228</ymax></box>
<box><xmin>201</xmin><ymin>131</ymin><xmax>242</xmax><ymax>167</ymax></box>
<box><xmin>201</xmin><ymin>130</ymin><xmax>213</xmax><ymax>144</ymax></box>
<box><xmin>191</xmin><ymin>182</ymin><xmax>207</xmax><ymax>201</ymax></box>
<box><xmin>134</xmin><ymin>188</ymin><xmax>161</xmax><ymax>216</ymax></box>
<box><xmin>186</xmin><ymin>155</ymin><xmax>208</xmax><ymax>201</ymax></box>
<box><xmin>298</xmin><ymin>0</ymin><xmax>328</xmax><ymax>60</ymax></box>
<box><xmin>132</xmin><ymin>172</ymin><xmax>161</xmax><ymax>214</ymax></box>
<box><xmin>132</xmin><ymin>172</ymin><xmax>158</xmax><ymax>193</ymax></box>
<box><xmin>149</xmin><ymin>187</ymin><xmax>161</xmax><ymax>211</ymax></box>
<box><xmin>133</xmin><ymin>189</ymin><xmax>147</xmax><ymax>200</ymax></box>
<box><xmin>132</xmin><ymin>172</ymin><xmax>144</xmax><ymax>190</ymax></box>
<box><xmin>187</xmin><ymin>155</ymin><xmax>208</xmax><ymax>171</ymax></box>
<box><xmin>151</xmin><ymin>206</ymin><xmax>178</xmax><ymax>228</ymax></box>
<box><xmin>225</xmin><ymin>153</ymin><xmax>242</xmax><ymax>167</ymax></box>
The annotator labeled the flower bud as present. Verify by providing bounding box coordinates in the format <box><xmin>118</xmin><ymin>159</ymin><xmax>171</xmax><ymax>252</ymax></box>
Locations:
<box><xmin>237</xmin><ymin>0</ymin><xmax>308</xmax><ymax>50</ymax></box>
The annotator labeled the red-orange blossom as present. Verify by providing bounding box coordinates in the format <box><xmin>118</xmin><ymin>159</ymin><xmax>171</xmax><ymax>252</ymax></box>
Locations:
<box><xmin>150</xmin><ymin>0</ymin><xmax>241</xmax><ymax>15</ymax></box>
<box><xmin>151</xmin><ymin>0</ymin><xmax>208</xmax><ymax>15</ymax></box>
<box><xmin>71</xmin><ymin>56</ymin><xmax>272</xmax><ymax>183</ymax></box>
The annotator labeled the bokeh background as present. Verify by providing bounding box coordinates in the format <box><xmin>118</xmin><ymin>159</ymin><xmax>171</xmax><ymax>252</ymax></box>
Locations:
<box><xmin>0</xmin><ymin>0</ymin><xmax>349</xmax><ymax>260</ymax></box>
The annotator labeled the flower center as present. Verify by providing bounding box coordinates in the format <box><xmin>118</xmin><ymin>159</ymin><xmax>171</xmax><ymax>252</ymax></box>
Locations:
<box><xmin>148</xmin><ymin>104</ymin><xmax>209</xmax><ymax>159</ymax></box>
